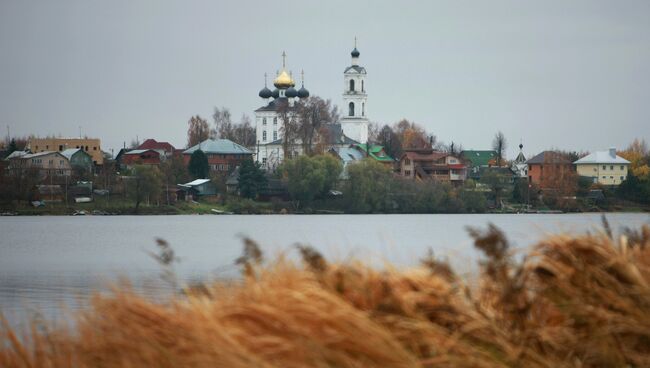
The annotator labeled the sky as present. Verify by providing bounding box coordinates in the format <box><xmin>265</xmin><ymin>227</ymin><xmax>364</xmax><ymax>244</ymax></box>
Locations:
<box><xmin>1</xmin><ymin>0</ymin><xmax>649</xmax><ymax>159</ymax></box>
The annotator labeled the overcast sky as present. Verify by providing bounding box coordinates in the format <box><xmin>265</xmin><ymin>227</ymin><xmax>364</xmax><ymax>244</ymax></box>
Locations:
<box><xmin>1</xmin><ymin>0</ymin><xmax>649</xmax><ymax>158</ymax></box>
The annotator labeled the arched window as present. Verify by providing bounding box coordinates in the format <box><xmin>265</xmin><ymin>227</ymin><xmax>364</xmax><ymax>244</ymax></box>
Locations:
<box><xmin>361</xmin><ymin>80</ymin><xmax>364</xmax><ymax>92</ymax></box>
<box><xmin>349</xmin><ymin>79</ymin><xmax>355</xmax><ymax>92</ymax></box>
<box><xmin>348</xmin><ymin>102</ymin><xmax>355</xmax><ymax>117</ymax></box>
<box><xmin>362</xmin><ymin>103</ymin><xmax>365</xmax><ymax>116</ymax></box>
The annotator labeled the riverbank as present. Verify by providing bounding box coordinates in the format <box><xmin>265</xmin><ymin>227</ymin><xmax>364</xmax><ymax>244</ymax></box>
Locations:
<box><xmin>2</xmin><ymin>199</ymin><xmax>648</xmax><ymax>216</ymax></box>
<box><xmin>2</xmin><ymin>223</ymin><xmax>649</xmax><ymax>367</ymax></box>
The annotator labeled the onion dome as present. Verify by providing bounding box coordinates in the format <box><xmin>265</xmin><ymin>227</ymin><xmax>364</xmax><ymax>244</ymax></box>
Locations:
<box><xmin>286</xmin><ymin>87</ymin><xmax>298</xmax><ymax>98</ymax></box>
<box><xmin>351</xmin><ymin>47</ymin><xmax>360</xmax><ymax>58</ymax></box>
<box><xmin>271</xmin><ymin>88</ymin><xmax>280</xmax><ymax>98</ymax></box>
<box><xmin>273</xmin><ymin>70</ymin><xmax>294</xmax><ymax>89</ymax></box>
<box><xmin>259</xmin><ymin>86</ymin><xmax>272</xmax><ymax>99</ymax></box>
<box><xmin>297</xmin><ymin>86</ymin><xmax>309</xmax><ymax>98</ymax></box>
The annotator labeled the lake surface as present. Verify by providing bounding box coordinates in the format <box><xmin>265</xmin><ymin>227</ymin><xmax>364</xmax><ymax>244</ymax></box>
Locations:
<box><xmin>1</xmin><ymin>213</ymin><xmax>649</xmax><ymax>328</ymax></box>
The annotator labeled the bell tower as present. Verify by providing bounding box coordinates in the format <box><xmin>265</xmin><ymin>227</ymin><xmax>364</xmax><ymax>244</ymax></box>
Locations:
<box><xmin>340</xmin><ymin>38</ymin><xmax>369</xmax><ymax>144</ymax></box>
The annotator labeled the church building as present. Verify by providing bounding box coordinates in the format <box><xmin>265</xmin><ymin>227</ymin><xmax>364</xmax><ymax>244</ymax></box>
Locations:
<box><xmin>254</xmin><ymin>42</ymin><xmax>370</xmax><ymax>170</ymax></box>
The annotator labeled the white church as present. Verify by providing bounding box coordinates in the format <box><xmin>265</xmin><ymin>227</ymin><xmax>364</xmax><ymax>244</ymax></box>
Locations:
<box><xmin>254</xmin><ymin>42</ymin><xmax>369</xmax><ymax>170</ymax></box>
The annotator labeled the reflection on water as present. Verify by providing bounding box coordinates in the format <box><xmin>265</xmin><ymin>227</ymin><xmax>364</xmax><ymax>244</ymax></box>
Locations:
<box><xmin>1</xmin><ymin>213</ymin><xmax>649</xmax><ymax>328</ymax></box>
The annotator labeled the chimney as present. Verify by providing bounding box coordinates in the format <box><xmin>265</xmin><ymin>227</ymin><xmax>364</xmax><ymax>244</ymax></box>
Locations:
<box><xmin>609</xmin><ymin>147</ymin><xmax>616</xmax><ymax>159</ymax></box>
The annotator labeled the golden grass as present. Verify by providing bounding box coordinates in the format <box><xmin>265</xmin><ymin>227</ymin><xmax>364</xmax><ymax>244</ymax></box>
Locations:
<box><xmin>2</xmin><ymin>222</ymin><xmax>650</xmax><ymax>367</ymax></box>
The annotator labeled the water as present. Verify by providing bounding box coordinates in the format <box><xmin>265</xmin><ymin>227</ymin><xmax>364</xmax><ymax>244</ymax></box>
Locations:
<box><xmin>1</xmin><ymin>213</ymin><xmax>649</xmax><ymax>328</ymax></box>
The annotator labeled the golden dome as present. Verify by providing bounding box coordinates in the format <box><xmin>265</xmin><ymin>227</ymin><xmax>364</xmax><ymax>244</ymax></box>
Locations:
<box><xmin>273</xmin><ymin>70</ymin><xmax>294</xmax><ymax>89</ymax></box>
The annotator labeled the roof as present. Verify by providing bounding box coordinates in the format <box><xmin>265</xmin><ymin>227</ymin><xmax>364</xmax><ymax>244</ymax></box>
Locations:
<box><xmin>461</xmin><ymin>150</ymin><xmax>497</xmax><ymax>167</ymax></box>
<box><xmin>353</xmin><ymin>144</ymin><xmax>394</xmax><ymax>162</ymax></box>
<box><xmin>184</xmin><ymin>139</ymin><xmax>253</xmax><ymax>155</ymax></box>
<box><xmin>60</xmin><ymin>148</ymin><xmax>88</xmax><ymax>160</ymax></box>
<box><xmin>331</xmin><ymin>147</ymin><xmax>364</xmax><ymax>163</ymax></box>
<box><xmin>124</xmin><ymin>149</ymin><xmax>158</xmax><ymax>155</ymax></box>
<box><xmin>255</xmin><ymin>97</ymin><xmax>292</xmax><ymax>112</ymax></box>
<box><xmin>6</xmin><ymin>150</ymin><xmax>29</xmax><ymax>159</ymax></box>
<box><xmin>344</xmin><ymin>65</ymin><xmax>366</xmax><ymax>74</ymax></box>
<box><xmin>402</xmin><ymin>150</ymin><xmax>448</xmax><ymax>162</ymax></box>
<box><xmin>21</xmin><ymin>151</ymin><xmax>65</xmax><ymax>159</ymax></box>
<box><xmin>574</xmin><ymin>150</ymin><xmax>630</xmax><ymax>165</ymax></box>
<box><xmin>137</xmin><ymin>139</ymin><xmax>175</xmax><ymax>152</ymax></box>
<box><xmin>179</xmin><ymin>179</ymin><xmax>212</xmax><ymax>187</ymax></box>
<box><xmin>321</xmin><ymin>124</ymin><xmax>359</xmax><ymax>145</ymax></box>
<box><xmin>526</xmin><ymin>151</ymin><xmax>572</xmax><ymax>165</ymax></box>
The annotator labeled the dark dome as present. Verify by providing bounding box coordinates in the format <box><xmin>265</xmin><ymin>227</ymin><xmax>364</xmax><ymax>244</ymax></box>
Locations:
<box><xmin>286</xmin><ymin>87</ymin><xmax>298</xmax><ymax>98</ymax></box>
<box><xmin>271</xmin><ymin>88</ymin><xmax>280</xmax><ymax>98</ymax></box>
<box><xmin>258</xmin><ymin>87</ymin><xmax>272</xmax><ymax>99</ymax></box>
<box><xmin>297</xmin><ymin>86</ymin><xmax>310</xmax><ymax>98</ymax></box>
<box><xmin>351</xmin><ymin>47</ymin><xmax>360</xmax><ymax>57</ymax></box>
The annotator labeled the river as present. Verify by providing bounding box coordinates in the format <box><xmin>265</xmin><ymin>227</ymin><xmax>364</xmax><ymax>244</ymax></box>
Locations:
<box><xmin>1</xmin><ymin>213</ymin><xmax>649</xmax><ymax>328</ymax></box>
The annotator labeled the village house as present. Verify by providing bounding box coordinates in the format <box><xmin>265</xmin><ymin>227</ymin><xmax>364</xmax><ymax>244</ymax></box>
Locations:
<box><xmin>574</xmin><ymin>148</ymin><xmax>630</xmax><ymax>186</ymax></box>
<box><xmin>137</xmin><ymin>139</ymin><xmax>176</xmax><ymax>159</ymax></box>
<box><xmin>460</xmin><ymin>150</ymin><xmax>499</xmax><ymax>180</ymax></box>
<box><xmin>352</xmin><ymin>144</ymin><xmax>394</xmax><ymax>167</ymax></box>
<box><xmin>8</xmin><ymin>151</ymin><xmax>72</xmax><ymax>177</ymax></box>
<box><xmin>61</xmin><ymin>148</ymin><xmax>93</xmax><ymax>173</ymax></box>
<box><xmin>328</xmin><ymin>146</ymin><xmax>365</xmax><ymax>179</ymax></box>
<box><xmin>526</xmin><ymin>151</ymin><xmax>574</xmax><ymax>188</ymax></box>
<box><xmin>183</xmin><ymin>139</ymin><xmax>253</xmax><ymax>174</ymax></box>
<box><xmin>177</xmin><ymin>179</ymin><xmax>218</xmax><ymax>201</ymax></box>
<box><xmin>28</xmin><ymin>137</ymin><xmax>103</xmax><ymax>165</ymax></box>
<box><xmin>120</xmin><ymin>149</ymin><xmax>162</xmax><ymax>167</ymax></box>
<box><xmin>399</xmin><ymin>149</ymin><xmax>466</xmax><ymax>185</ymax></box>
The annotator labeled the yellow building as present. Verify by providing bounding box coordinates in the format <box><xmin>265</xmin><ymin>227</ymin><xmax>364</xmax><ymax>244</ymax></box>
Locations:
<box><xmin>28</xmin><ymin>138</ymin><xmax>103</xmax><ymax>165</ymax></box>
<box><xmin>574</xmin><ymin>148</ymin><xmax>629</xmax><ymax>186</ymax></box>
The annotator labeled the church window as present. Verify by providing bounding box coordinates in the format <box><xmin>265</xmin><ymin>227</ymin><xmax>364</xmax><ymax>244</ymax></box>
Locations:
<box><xmin>349</xmin><ymin>79</ymin><xmax>355</xmax><ymax>92</ymax></box>
<box><xmin>263</xmin><ymin>118</ymin><xmax>267</xmax><ymax>125</ymax></box>
<box><xmin>263</xmin><ymin>131</ymin><xmax>267</xmax><ymax>142</ymax></box>
<box><xmin>362</xmin><ymin>103</ymin><xmax>365</xmax><ymax>116</ymax></box>
<box><xmin>349</xmin><ymin>102</ymin><xmax>355</xmax><ymax>117</ymax></box>
<box><xmin>273</xmin><ymin>131</ymin><xmax>277</xmax><ymax>141</ymax></box>
<box><xmin>273</xmin><ymin>117</ymin><xmax>277</xmax><ymax>125</ymax></box>
<box><xmin>361</xmin><ymin>80</ymin><xmax>364</xmax><ymax>92</ymax></box>
<box><xmin>405</xmin><ymin>170</ymin><xmax>411</xmax><ymax>176</ymax></box>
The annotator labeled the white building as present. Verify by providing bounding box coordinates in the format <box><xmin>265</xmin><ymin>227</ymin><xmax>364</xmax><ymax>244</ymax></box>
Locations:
<box><xmin>253</xmin><ymin>42</ymin><xmax>369</xmax><ymax>170</ymax></box>
<box><xmin>339</xmin><ymin>41</ymin><xmax>369</xmax><ymax>144</ymax></box>
<box><xmin>254</xmin><ymin>52</ymin><xmax>310</xmax><ymax>169</ymax></box>
<box><xmin>574</xmin><ymin>148</ymin><xmax>630</xmax><ymax>186</ymax></box>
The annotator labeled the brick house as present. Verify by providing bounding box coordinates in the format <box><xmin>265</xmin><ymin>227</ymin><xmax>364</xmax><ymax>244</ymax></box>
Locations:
<box><xmin>120</xmin><ymin>149</ymin><xmax>162</xmax><ymax>167</ymax></box>
<box><xmin>526</xmin><ymin>151</ymin><xmax>574</xmax><ymax>188</ymax></box>
<box><xmin>183</xmin><ymin>139</ymin><xmax>253</xmax><ymax>174</ymax></box>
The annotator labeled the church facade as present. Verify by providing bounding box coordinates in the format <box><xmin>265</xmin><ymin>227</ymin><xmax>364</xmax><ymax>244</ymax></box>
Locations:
<box><xmin>254</xmin><ymin>43</ymin><xmax>369</xmax><ymax>170</ymax></box>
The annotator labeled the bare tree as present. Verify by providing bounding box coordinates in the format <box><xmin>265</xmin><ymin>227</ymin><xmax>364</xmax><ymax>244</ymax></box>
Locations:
<box><xmin>232</xmin><ymin>114</ymin><xmax>256</xmax><ymax>147</ymax></box>
<box><xmin>295</xmin><ymin>97</ymin><xmax>338</xmax><ymax>155</ymax></box>
<box><xmin>212</xmin><ymin>107</ymin><xmax>233</xmax><ymax>139</ymax></box>
<box><xmin>277</xmin><ymin>100</ymin><xmax>299</xmax><ymax>159</ymax></box>
<box><xmin>187</xmin><ymin>115</ymin><xmax>210</xmax><ymax>148</ymax></box>
<box><xmin>492</xmin><ymin>131</ymin><xmax>507</xmax><ymax>166</ymax></box>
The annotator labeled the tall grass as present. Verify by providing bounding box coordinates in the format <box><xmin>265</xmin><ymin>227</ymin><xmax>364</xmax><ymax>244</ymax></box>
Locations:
<box><xmin>2</xmin><ymin>221</ymin><xmax>650</xmax><ymax>367</ymax></box>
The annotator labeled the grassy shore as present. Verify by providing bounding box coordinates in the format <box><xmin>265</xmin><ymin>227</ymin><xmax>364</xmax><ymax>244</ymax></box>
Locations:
<box><xmin>2</xmin><ymin>221</ymin><xmax>650</xmax><ymax>367</ymax></box>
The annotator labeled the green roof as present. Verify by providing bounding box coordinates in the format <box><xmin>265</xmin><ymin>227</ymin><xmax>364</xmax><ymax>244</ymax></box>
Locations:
<box><xmin>354</xmin><ymin>144</ymin><xmax>394</xmax><ymax>162</ymax></box>
<box><xmin>461</xmin><ymin>150</ymin><xmax>497</xmax><ymax>167</ymax></box>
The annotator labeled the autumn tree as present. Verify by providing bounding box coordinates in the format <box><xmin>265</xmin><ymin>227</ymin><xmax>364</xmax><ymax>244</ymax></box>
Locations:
<box><xmin>377</xmin><ymin>124</ymin><xmax>403</xmax><ymax>159</ymax></box>
<box><xmin>394</xmin><ymin>119</ymin><xmax>431</xmax><ymax>150</ymax></box>
<box><xmin>187</xmin><ymin>115</ymin><xmax>210</xmax><ymax>148</ymax></box>
<box><xmin>619</xmin><ymin>138</ymin><xmax>650</xmax><ymax>178</ymax></box>
<box><xmin>539</xmin><ymin>152</ymin><xmax>578</xmax><ymax>210</ymax></box>
<box><xmin>492</xmin><ymin>131</ymin><xmax>507</xmax><ymax>166</ymax></box>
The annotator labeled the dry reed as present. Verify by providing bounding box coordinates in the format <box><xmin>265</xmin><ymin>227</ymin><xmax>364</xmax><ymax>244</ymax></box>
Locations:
<box><xmin>2</xmin><ymin>221</ymin><xmax>650</xmax><ymax>367</ymax></box>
